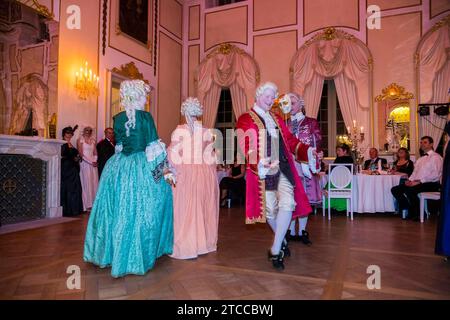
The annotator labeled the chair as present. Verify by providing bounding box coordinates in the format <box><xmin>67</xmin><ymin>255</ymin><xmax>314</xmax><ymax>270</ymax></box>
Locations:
<box><xmin>322</xmin><ymin>164</ymin><xmax>354</xmax><ymax>221</ymax></box>
<box><xmin>418</xmin><ymin>192</ymin><xmax>440</xmax><ymax>223</ymax></box>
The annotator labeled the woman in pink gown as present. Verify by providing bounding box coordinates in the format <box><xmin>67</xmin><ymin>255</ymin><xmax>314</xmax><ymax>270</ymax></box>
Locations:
<box><xmin>168</xmin><ymin>97</ymin><xmax>220</xmax><ymax>259</ymax></box>
<box><xmin>77</xmin><ymin>126</ymin><xmax>99</xmax><ymax>211</ymax></box>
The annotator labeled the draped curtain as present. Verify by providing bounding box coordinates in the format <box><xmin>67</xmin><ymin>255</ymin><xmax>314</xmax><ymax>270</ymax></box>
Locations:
<box><xmin>291</xmin><ymin>30</ymin><xmax>372</xmax><ymax>148</ymax></box>
<box><xmin>418</xmin><ymin>23</ymin><xmax>450</xmax><ymax>145</ymax></box>
<box><xmin>196</xmin><ymin>45</ymin><xmax>259</xmax><ymax>128</ymax></box>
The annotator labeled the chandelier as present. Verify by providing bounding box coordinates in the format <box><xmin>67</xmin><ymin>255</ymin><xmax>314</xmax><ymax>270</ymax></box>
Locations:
<box><xmin>75</xmin><ymin>61</ymin><xmax>99</xmax><ymax>100</ymax></box>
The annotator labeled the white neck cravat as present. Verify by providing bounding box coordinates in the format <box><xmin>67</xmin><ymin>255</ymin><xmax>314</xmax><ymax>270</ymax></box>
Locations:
<box><xmin>253</xmin><ymin>104</ymin><xmax>278</xmax><ymax>138</ymax></box>
<box><xmin>291</xmin><ymin>112</ymin><xmax>305</xmax><ymax>123</ymax></box>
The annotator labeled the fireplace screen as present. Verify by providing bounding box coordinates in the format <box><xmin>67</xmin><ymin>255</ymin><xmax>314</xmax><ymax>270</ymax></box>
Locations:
<box><xmin>0</xmin><ymin>154</ymin><xmax>47</xmax><ymax>225</ymax></box>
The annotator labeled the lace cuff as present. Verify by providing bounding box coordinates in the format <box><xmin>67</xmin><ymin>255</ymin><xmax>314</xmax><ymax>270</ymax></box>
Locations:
<box><xmin>115</xmin><ymin>144</ymin><xmax>123</xmax><ymax>153</ymax></box>
<box><xmin>147</xmin><ymin>139</ymin><xmax>170</xmax><ymax>183</ymax></box>
<box><xmin>145</xmin><ymin>139</ymin><xmax>167</xmax><ymax>163</ymax></box>
<box><xmin>307</xmin><ymin>147</ymin><xmax>320</xmax><ymax>174</ymax></box>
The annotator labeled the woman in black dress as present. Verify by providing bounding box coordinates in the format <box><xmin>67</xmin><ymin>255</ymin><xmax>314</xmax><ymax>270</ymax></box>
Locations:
<box><xmin>392</xmin><ymin>147</ymin><xmax>414</xmax><ymax>177</ymax></box>
<box><xmin>219</xmin><ymin>161</ymin><xmax>246</xmax><ymax>207</ymax></box>
<box><xmin>60</xmin><ymin>126</ymin><xmax>84</xmax><ymax>216</ymax></box>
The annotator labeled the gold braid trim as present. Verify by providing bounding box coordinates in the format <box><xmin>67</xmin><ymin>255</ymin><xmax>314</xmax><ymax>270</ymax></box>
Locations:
<box><xmin>248</xmin><ymin>110</ymin><xmax>267</xmax><ymax>223</ymax></box>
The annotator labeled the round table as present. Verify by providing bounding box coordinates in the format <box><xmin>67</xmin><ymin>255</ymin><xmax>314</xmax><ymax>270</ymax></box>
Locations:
<box><xmin>352</xmin><ymin>173</ymin><xmax>405</xmax><ymax>213</ymax></box>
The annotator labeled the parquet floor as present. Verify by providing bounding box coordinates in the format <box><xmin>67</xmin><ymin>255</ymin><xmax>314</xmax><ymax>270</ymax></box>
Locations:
<box><xmin>1</xmin><ymin>207</ymin><xmax>449</xmax><ymax>300</ymax></box>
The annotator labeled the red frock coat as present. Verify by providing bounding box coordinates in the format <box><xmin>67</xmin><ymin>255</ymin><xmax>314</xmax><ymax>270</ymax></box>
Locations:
<box><xmin>236</xmin><ymin>109</ymin><xmax>312</xmax><ymax>224</ymax></box>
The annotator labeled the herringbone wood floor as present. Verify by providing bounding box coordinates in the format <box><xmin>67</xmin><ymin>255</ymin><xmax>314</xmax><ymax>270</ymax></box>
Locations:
<box><xmin>1</xmin><ymin>207</ymin><xmax>449</xmax><ymax>300</ymax></box>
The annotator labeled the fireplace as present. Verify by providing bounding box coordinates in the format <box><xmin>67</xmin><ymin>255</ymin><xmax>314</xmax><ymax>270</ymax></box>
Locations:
<box><xmin>0</xmin><ymin>134</ymin><xmax>65</xmax><ymax>224</ymax></box>
<box><xmin>0</xmin><ymin>154</ymin><xmax>47</xmax><ymax>224</ymax></box>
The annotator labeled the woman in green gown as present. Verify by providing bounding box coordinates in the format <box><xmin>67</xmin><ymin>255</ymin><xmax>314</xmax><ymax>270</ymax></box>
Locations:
<box><xmin>84</xmin><ymin>80</ymin><xmax>174</xmax><ymax>278</ymax></box>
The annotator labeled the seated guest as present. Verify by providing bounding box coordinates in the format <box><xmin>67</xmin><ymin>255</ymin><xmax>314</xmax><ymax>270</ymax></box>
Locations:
<box><xmin>363</xmin><ymin>147</ymin><xmax>387</xmax><ymax>170</ymax></box>
<box><xmin>391</xmin><ymin>136</ymin><xmax>443</xmax><ymax>221</ymax></box>
<box><xmin>96</xmin><ymin>127</ymin><xmax>115</xmax><ymax>178</ymax></box>
<box><xmin>219</xmin><ymin>159</ymin><xmax>246</xmax><ymax>207</ymax></box>
<box><xmin>391</xmin><ymin>147</ymin><xmax>414</xmax><ymax>177</ymax></box>
<box><xmin>333</xmin><ymin>143</ymin><xmax>354</xmax><ymax>165</ymax></box>
<box><xmin>324</xmin><ymin>144</ymin><xmax>354</xmax><ymax>212</ymax></box>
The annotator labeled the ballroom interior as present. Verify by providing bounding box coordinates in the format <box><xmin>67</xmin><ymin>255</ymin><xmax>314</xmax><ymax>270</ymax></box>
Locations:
<box><xmin>0</xmin><ymin>0</ymin><xmax>449</xmax><ymax>300</ymax></box>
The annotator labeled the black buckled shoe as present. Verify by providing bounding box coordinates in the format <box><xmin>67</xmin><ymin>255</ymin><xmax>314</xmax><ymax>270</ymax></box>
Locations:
<box><xmin>299</xmin><ymin>230</ymin><xmax>312</xmax><ymax>246</ymax></box>
<box><xmin>267</xmin><ymin>250</ymin><xmax>285</xmax><ymax>270</ymax></box>
<box><xmin>285</xmin><ymin>232</ymin><xmax>293</xmax><ymax>242</ymax></box>
<box><xmin>281</xmin><ymin>240</ymin><xmax>291</xmax><ymax>257</ymax></box>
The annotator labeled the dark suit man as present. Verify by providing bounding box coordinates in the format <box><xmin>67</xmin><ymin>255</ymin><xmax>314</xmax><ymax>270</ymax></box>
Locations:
<box><xmin>96</xmin><ymin>127</ymin><xmax>115</xmax><ymax>178</ymax></box>
<box><xmin>363</xmin><ymin>147</ymin><xmax>387</xmax><ymax>170</ymax></box>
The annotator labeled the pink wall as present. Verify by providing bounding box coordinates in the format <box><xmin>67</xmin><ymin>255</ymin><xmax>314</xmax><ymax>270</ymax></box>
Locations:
<box><xmin>182</xmin><ymin>0</ymin><xmax>449</xmax><ymax>155</ymax></box>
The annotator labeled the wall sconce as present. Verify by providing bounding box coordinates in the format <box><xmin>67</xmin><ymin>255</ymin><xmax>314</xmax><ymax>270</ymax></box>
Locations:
<box><xmin>75</xmin><ymin>61</ymin><xmax>99</xmax><ymax>100</ymax></box>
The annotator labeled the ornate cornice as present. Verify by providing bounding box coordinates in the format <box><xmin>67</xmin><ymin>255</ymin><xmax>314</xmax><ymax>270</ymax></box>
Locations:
<box><xmin>111</xmin><ymin>62</ymin><xmax>150</xmax><ymax>84</ymax></box>
<box><xmin>205</xmin><ymin>43</ymin><xmax>260</xmax><ymax>84</ymax></box>
<box><xmin>206</xmin><ymin>43</ymin><xmax>246</xmax><ymax>59</ymax></box>
<box><xmin>304</xmin><ymin>27</ymin><xmax>355</xmax><ymax>47</ymax></box>
<box><xmin>430</xmin><ymin>14</ymin><xmax>450</xmax><ymax>33</ymax></box>
<box><xmin>375</xmin><ymin>83</ymin><xmax>414</xmax><ymax>102</ymax></box>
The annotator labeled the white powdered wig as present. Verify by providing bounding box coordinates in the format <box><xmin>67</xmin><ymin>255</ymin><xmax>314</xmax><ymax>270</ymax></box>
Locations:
<box><xmin>255</xmin><ymin>82</ymin><xmax>279</xmax><ymax>100</ymax></box>
<box><xmin>120</xmin><ymin>80</ymin><xmax>152</xmax><ymax>137</ymax></box>
<box><xmin>181</xmin><ymin>97</ymin><xmax>203</xmax><ymax>132</ymax></box>
<box><xmin>287</xmin><ymin>92</ymin><xmax>305</xmax><ymax>108</ymax></box>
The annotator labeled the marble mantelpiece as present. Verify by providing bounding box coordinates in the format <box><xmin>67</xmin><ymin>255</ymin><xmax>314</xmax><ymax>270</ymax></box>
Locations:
<box><xmin>0</xmin><ymin>134</ymin><xmax>66</xmax><ymax>219</ymax></box>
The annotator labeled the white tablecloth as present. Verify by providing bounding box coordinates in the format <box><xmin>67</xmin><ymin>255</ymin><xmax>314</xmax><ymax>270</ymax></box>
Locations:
<box><xmin>320</xmin><ymin>172</ymin><xmax>406</xmax><ymax>213</ymax></box>
<box><xmin>352</xmin><ymin>173</ymin><xmax>404</xmax><ymax>213</ymax></box>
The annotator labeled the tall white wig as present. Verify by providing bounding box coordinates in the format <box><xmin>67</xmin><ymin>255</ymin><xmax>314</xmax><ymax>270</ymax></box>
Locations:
<box><xmin>181</xmin><ymin>97</ymin><xmax>203</xmax><ymax>132</ymax></box>
<box><xmin>287</xmin><ymin>92</ymin><xmax>305</xmax><ymax>109</ymax></box>
<box><xmin>120</xmin><ymin>80</ymin><xmax>151</xmax><ymax>136</ymax></box>
<box><xmin>255</xmin><ymin>82</ymin><xmax>279</xmax><ymax>100</ymax></box>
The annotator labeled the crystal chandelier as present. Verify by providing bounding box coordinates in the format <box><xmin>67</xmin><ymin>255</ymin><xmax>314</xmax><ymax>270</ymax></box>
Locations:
<box><xmin>75</xmin><ymin>61</ymin><xmax>99</xmax><ymax>100</ymax></box>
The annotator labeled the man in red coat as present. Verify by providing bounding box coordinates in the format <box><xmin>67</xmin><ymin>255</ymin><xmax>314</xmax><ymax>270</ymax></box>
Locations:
<box><xmin>236</xmin><ymin>82</ymin><xmax>316</xmax><ymax>270</ymax></box>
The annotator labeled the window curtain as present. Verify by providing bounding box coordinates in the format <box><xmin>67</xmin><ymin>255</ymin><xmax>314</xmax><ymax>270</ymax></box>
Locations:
<box><xmin>196</xmin><ymin>44</ymin><xmax>259</xmax><ymax>128</ymax></box>
<box><xmin>418</xmin><ymin>22</ymin><xmax>450</xmax><ymax>146</ymax></box>
<box><xmin>291</xmin><ymin>30</ymin><xmax>372</xmax><ymax>149</ymax></box>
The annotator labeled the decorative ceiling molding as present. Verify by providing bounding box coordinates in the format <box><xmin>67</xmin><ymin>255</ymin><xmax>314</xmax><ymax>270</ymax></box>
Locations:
<box><xmin>16</xmin><ymin>0</ymin><xmax>53</xmax><ymax>19</ymax></box>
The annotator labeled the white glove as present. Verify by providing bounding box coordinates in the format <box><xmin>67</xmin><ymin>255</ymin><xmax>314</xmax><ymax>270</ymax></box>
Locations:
<box><xmin>164</xmin><ymin>172</ymin><xmax>176</xmax><ymax>186</ymax></box>
<box><xmin>257</xmin><ymin>158</ymin><xmax>279</xmax><ymax>179</ymax></box>
<box><xmin>301</xmin><ymin>163</ymin><xmax>312</xmax><ymax>179</ymax></box>
<box><xmin>307</xmin><ymin>147</ymin><xmax>320</xmax><ymax>174</ymax></box>
<box><xmin>257</xmin><ymin>158</ymin><xmax>270</xmax><ymax>179</ymax></box>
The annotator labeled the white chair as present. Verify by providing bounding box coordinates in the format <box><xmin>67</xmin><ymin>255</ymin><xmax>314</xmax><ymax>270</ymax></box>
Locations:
<box><xmin>418</xmin><ymin>192</ymin><xmax>440</xmax><ymax>223</ymax></box>
<box><xmin>322</xmin><ymin>164</ymin><xmax>354</xmax><ymax>221</ymax></box>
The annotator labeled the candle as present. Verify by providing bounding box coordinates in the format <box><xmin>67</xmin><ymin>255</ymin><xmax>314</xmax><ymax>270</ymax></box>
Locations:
<box><xmin>347</xmin><ymin>126</ymin><xmax>351</xmax><ymax>133</ymax></box>
<box><xmin>360</xmin><ymin>126</ymin><xmax>364</xmax><ymax>133</ymax></box>
<box><xmin>353</xmin><ymin>120</ymin><xmax>356</xmax><ymax>127</ymax></box>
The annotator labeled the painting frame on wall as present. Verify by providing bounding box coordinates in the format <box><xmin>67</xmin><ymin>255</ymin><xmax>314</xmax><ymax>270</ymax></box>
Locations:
<box><xmin>117</xmin><ymin>0</ymin><xmax>149</xmax><ymax>46</ymax></box>
<box><xmin>109</xmin><ymin>0</ymin><xmax>153</xmax><ymax>65</ymax></box>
